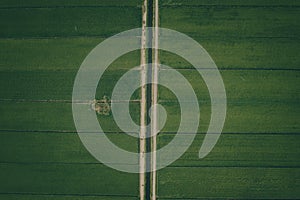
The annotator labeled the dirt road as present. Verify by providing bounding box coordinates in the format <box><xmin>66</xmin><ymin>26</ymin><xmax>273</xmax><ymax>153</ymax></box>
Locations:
<box><xmin>151</xmin><ymin>0</ymin><xmax>159</xmax><ymax>199</ymax></box>
<box><xmin>139</xmin><ymin>0</ymin><xmax>148</xmax><ymax>199</ymax></box>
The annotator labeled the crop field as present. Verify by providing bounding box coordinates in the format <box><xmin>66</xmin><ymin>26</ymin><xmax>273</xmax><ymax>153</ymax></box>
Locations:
<box><xmin>0</xmin><ymin>0</ymin><xmax>141</xmax><ymax>199</ymax></box>
<box><xmin>0</xmin><ymin>0</ymin><xmax>299</xmax><ymax>200</ymax></box>
<box><xmin>157</xmin><ymin>0</ymin><xmax>300</xmax><ymax>199</ymax></box>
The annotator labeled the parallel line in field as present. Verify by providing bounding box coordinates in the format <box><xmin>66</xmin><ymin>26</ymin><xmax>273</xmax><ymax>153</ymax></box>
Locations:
<box><xmin>0</xmin><ymin>35</ymin><xmax>108</xmax><ymax>40</ymax></box>
<box><xmin>158</xmin><ymin>132</ymin><xmax>300</xmax><ymax>135</ymax></box>
<box><xmin>0</xmin><ymin>5</ymin><xmax>140</xmax><ymax>10</ymax></box>
<box><xmin>1</xmin><ymin>5</ymin><xmax>299</xmax><ymax>10</ymax></box>
<box><xmin>164</xmin><ymin>165</ymin><xmax>300</xmax><ymax>169</ymax></box>
<box><xmin>167</xmin><ymin>67</ymin><xmax>300</xmax><ymax>71</ymax></box>
<box><xmin>0</xmin><ymin>192</ymin><xmax>137</xmax><ymax>198</ymax></box>
<box><xmin>159</xmin><ymin>197</ymin><xmax>232</xmax><ymax>200</ymax></box>
<box><xmin>1</xmin><ymin>68</ymin><xmax>299</xmax><ymax>72</ymax></box>
<box><xmin>0</xmin><ymin>99</ymin><xmax>140</xmax><ymax>103</ymax></box>
<box><xmin>0</xmin><ymin>99</ymin><xmax>298</xmax><ymax>104</ymax></box>
<box><xmin>0</xmin><ymin>129</ymin><xmax>299</xmax><ymax>135</ymax></box>
<box><xmin>0</xmin><ymin>35</ymin><xmax>121</xmax><ymax>40</ymax></box>
<box><xmin>158</xmin><ymin>100</ymin><xmax>299</xmax><ymax>104</ymax></box>
<box><xmin>0</xmin><ymin>161</ymin><xmax>137</xmax><ymax>166</ymax></box>
<box><xmin>185</xmin><ymin>35</ymin><xmax>299</xmax><ymax>40</ymax></box>
<box><xmin>0</xmin><ymin>129</ymin><xmax>76</xmax><ymax>133</ymax></box>
<box><xmin>0</xmin><ymin>4</ymin><xmax>299</xmax><ymax>10</ymax></box>
<box><xmin>0</xmin><ymin>35</ymin><xmax>298</xmax><ymax>40</ymax></box>
<box><xmin>0</xmin><ymin>161</ymin><xmax>299</xmax><ymax>169</ymax></box>
<box><xmin>158</xmin><ymin>198</ymin><xmax>292</xmax><ymax>200</ymax></box>
<box><xmin>160</xmin><ymin>4</ymin><xmax>300</xmax><ymax>8</ymax></box>
<box><xmin>158</xmin><ymin>198</ymin><xmax>300</xmax><ymax>200</ymax></box>
<box><xmin>0</xmin><ymin>129</ymin><xmax>138</xmax><ymax>134</ymax></box>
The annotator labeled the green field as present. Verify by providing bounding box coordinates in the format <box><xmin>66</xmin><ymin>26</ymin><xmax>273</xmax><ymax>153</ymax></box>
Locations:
<box><xmin>157</xmin><ymin>0</ymin><xmax>300</xmax><ymax>199</ymax></box>
<box><xmin>0</xmin><ymin>0</ymin><xmax>299</xmax><ymax>199</ymax></box>
<box><xmin>0</xmin><ymin>0</ymin><xmax>141</xmax><ymax>199</ymax></box>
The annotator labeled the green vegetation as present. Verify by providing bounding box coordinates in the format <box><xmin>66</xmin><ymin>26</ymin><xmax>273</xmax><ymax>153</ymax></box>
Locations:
<box><xmin>158</xmin><ymin>167</ymin><xmax>300</xmax><ymax>199</ymax></box>
<box><xmin>0</xmin><ymin>7</ymin><xmax>140</xmax><ymax>38</ymax></box>
<box><xmin>0</xmin><ymin>163</ymin><xmax>138</xmax><ymax>196</ymax></box>
<box><xmin>161</xmin><ymin>0</ymin><xmax>300</xmax><ymax>6</ymax></box>
<box><xmin>160</xmin><ymin>4</ymin><xmax>299</xmax><ymax>38</ymax></box>
<box><xmin>0</xmin><ymin>0</ymin><xmax>299</xmax><ymax>199</ymax></box>
<box><xmin>158</xmin><ymin>134</ymin><xmax>300</xmax><ymax>167</ymax></box>
<box><xmin>0</xmin><ymin>131</ymin><xmax>138</xmax><ymax>163</ymax></box>
<box><xmin>0</xmin><ymin>0</ymin><xmax>140</xmax><ymax>7</ymax></box>
<box><xmin>0</xmin><ymin>0</ymin><xmax>141</xmax><ymax>199</ymax></box>
<box><xmin>0</xmin><ymin>196</ymin><xmax>136</xmax><ymax>200</ymax></box>
<box><xmin>157</xmin><ymin>0</ymin><xmax>300</xmax><ymax>199</ymax></box>
<box><xmin>160</xmin><ymin>38</ymin><xmax>300</xmax><ymax>70</ymax></box>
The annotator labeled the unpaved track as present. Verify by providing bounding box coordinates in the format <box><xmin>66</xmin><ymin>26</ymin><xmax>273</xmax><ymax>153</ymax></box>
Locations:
<box><xmin>151</xmin><ymin>0</ymin><xmax>159</xmax><ymax>199</ymax></box>
<box><xmin>139</xmin><ymin>0</ymin><xmax>148</xmax><ymax>200</ymax></box>
<box><xmin>140</xmin><ymin>0</ymin><xmax>159</xmax><ymax>199</ymax></box>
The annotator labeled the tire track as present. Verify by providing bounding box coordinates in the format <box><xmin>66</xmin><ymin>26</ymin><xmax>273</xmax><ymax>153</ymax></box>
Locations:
<box><xmin>0</xmin><ymin>192</ymin><xmax>137</xmax><ymax>198</ymax></box>
<box><xmin>0</xmin><ymin>5</ymin><xmax>139</xmax><ymax>10</ymax></box>
<box><xmin>0</xmin><ymin>98</ymin><xmax>140</xmax><ymax>103</ymax></box>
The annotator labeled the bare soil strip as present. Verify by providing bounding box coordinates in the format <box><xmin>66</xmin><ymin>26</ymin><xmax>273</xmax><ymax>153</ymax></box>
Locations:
<box><xmin>139</xmin><ymin>0</ymin><xmax>148</xmax><ymax>200</ymax></box>
<box><xmin>151</xmin><ymin>0</ymin><xmax>159</xmax><ymax>199</ymax></box>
